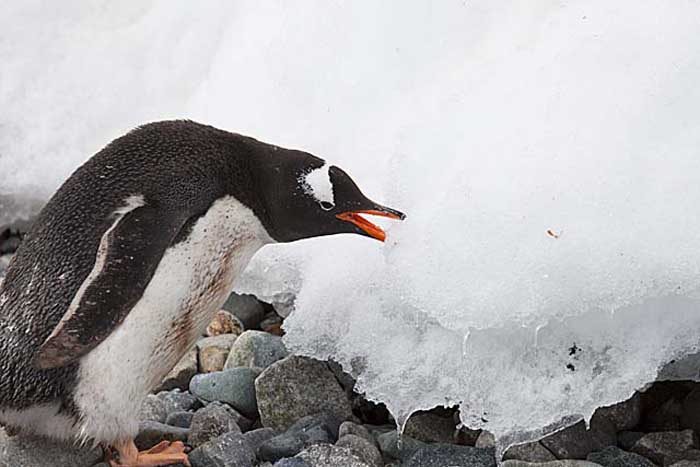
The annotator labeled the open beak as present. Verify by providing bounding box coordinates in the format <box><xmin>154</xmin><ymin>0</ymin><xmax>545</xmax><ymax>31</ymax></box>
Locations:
<box><xmin>336</xmin><ymin>205</ymin><xmax>406</xmax><ymax>242</ymax></box>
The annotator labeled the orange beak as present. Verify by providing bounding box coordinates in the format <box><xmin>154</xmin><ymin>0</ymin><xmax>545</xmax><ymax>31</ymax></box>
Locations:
<box><xmin>336</xmin><ymin>208</ymin><xmax>406</xmax><ymax>242</ymax></box>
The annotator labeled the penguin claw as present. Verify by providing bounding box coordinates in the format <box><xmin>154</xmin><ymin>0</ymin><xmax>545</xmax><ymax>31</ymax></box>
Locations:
<box><xmin>110</xmin><ymin>440</ymin><xmax>190</xmax><ymax>467</ymax></box>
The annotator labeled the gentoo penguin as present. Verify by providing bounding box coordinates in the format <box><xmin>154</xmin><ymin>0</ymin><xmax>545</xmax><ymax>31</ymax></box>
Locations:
<box><xmin>0</xmin><ymin>120</ymin><xmax>405</xmax><ymax>467</ymax></box>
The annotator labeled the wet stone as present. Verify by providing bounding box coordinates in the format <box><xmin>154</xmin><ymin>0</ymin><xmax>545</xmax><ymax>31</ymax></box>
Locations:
<box><xmin>255</xmin><ymin>356</ymin><xmax>352</xmax><ymax>432</ymax></box>
<box><xmin>504</xmin><ymin>441</ymin><xmax>557</xmax><ymax>463</ymax></box>
<box><xmin>166</xmin><ymin>411</ymin><xmax>195</xmax><ymax>428</ymax></box>
<box><xmin>540</xmin><ymin>421</ymin><xmax>596</xmax><ymax>459</ymax></box>
<box><xmin>189</xmin><ymin>431</ymin><xmax>255</xmax><ymax>467</ymax></box>
<box><xmin>296</xmin><ymin>444</ymin><xmax>371</xmax><ymax>467</ymax></box>
<box><xmin>631</xmin><ymin>430</ymin><xmax>699</xmax><ymax>465</ymax></box>
<box><xmin>190</xmin><ymin>368</ymin><xmax>260</xmax><ymax>419</ymax></box>
<box><xmin>258</xmin><ymin>413</ymin><xmax>341</xmax><ymax>463</ymax></box>
<box><xmin>222</xmin><ymin>293</ymin><xmax>267</xmax><ymax>330</ymax></box>
<box><xmin>225</xmin><ymin>330</ymin><xmax>288</xmax><ymax>370</ymax></box>
<box><xmin>336</xmin><ymin>433</ymin><xmax>383</xmax><ymax>467</ymax></box>
<box><xmin>134</xmin><ymin>420</ymin><xmax>189</xmax><ymax>450</ymax></box>
<box><xmin>587</xmin><ymin>446</ymin><xmax>656</xmax><ymax>467</ymax></box>
<box><xmin>188</xmin><ymin>402</ymin><xmax>242</xmax><ymax>448</ymax></box>
<box><xmin>403</xmin><ymin>444</ymin><xmax>496</xmax><ymax>467</ymax></box>
<box><xmin>403</xmin><ymin>411</ymin><xmax>456</xmax><ymax>444</ymax></box>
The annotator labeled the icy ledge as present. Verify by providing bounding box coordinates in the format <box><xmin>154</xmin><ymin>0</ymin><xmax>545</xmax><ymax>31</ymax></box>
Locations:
<box><xmin>237</xmin><ymin>234</ymin><xmax>700</xmax><ymax>457</ymax></box>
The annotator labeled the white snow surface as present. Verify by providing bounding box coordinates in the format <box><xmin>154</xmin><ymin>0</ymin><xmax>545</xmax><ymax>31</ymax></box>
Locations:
<box><xmin>3</xmin><ymin>1</ymin><xmax>700</xmax><ymax>449</ymax></box>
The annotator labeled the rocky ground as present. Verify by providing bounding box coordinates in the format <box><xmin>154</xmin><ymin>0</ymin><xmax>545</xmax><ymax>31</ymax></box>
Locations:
<box><xmin>2</xmin><ymin>222</ymin><xmax>700</xmax><ymax>467</ymax></box>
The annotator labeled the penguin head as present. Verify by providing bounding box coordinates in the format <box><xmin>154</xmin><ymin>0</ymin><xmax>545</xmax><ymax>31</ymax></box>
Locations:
<box><xmin>256</xmin><ymin>151</ymin><xmax>405</xmax><ymax>243</ymax></box>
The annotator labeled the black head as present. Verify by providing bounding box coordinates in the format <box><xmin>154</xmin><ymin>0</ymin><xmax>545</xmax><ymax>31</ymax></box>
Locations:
<box><xmin>253</xmin><ymin>149</ymin><xmax>405</xmax><ymax>243</ymax></box>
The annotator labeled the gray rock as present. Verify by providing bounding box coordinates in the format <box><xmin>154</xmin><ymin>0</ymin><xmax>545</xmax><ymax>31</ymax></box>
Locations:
<box><xmin>403</xmin><ymin>411</ymin><xmax>456</xmax><ymax>444</ymax></box>
<box><xmin>338</xmin><ymin>421</ymin><xmax>375</xmax><ymax>445</ymax></box>
<box><xmin>631</xmin><ymin>430</ymin><xmax>699</xmax><ymax>465</ymax></box>
<box><xmin>159</xmin><ymin>347</ymin><xmax>198</xmax><ymax>391</ymax></box>
<box><xmin>665</xmin><ymin>449</ymin><xmax>700</xmax><ymax>466</ymax></box>
<box><xmin>157</xmin><ymin>389</ymin><xmax>200</xmax><ymax>414</ymax></box>
<box><xmin>540</xmin><ymin>421</ymin><xmax>596</xmax><ymax>459</ymax></box>
<box><xmin>225</xmin><ymin>330</ymin><xmax>288</xmax><ymax>370</ymax></box>
<box><xmin>502</xmin><ymin>461</ymin><xmax>603</xmax><ymax>467</ymax></box>
<box><xmin>140</xmin><ymin>394</ymin><xmax>168</xmax><ymax>423</ymax></box>
<box><xmin>618</xmin><ymin>432</ymin><xmax>645</xmax><ymax>451</ymax></box>
<box><xmin>189</xmin><ymin>402</ymin><xmax>243</xmax><ymax>448</ymax></box>
<box><xmin>0</xmin><ymin>429</ymin><xmax>102</xmax><ymax>467</ymax></box>
<box><xmin>504</xmin><ymin>441</ymin><xmax>557</xmax><ymax>462</ymax></box>
<box><xmin>589</xmin><ymin>415</ymin><xmax>618</xmax><ymax>451</ymax></box>
<box><xmin>198</xmin><ymin>334</ymin><xmax>239</xmax><ymax>373</ymax></box>
<box><xmin>403</xmin><ymin>444</ymin><xmax>496</xmax><ymax>467</ymax></box>
<box><xmin>274</xmin><ymin>458</ymin><xmax>312</xmax><ymax>467</ymax></box>
<box><xmin>189</xmin><ymin>431</ymin><xmax>255</xmax><ymax>467</ymax></box>
<box><xmin>223</xmin><ymin>293</ymin><xmax>267</xmax><ymax>330</ymax></box>
<box><xmin>336</xmin><ymin>434</ymin><xmax>382</xmax><ymax>467</ymax></box>
<box><xmin>190</xmin><ymin>368</ymin><xmax>260</xmax><ymax>419</ymax></box>
<box><xmin>588</xmin><ymin>446</ymin><xmax>656</xmax><ymax>467</ymax></box>
<box><xmin>259</xmin><ymin>414</ymin><xmax>341</xmax><ymax>462</ymax></box>
<box><xmin>243</xmin><ymin>427</ymin><xmax>276</xmax><ymax>454</ymax></box>
<box><xmin>166</xmin><ymin>411</ymin><xmax>195</xmax><ymax>428</ymax></box>
<box><xmin>681</xmin><ymin>388</ymin><xmax>700</xmax><ymax>435</ymax></box>
<box><xmin>643</xmin><ymin>399</ymin><xmax>683</xmax><ymax>432</ymax></box>
<box><xmin>260</xmin><ymin>312</ymin><xmax>283</xmax><ymax>335</ymax></box>
<box><xmin>296</xmin><ymin>444</ymin><xmax>371</xmax><ymax>467</ymax></box>
<box><xmin>592</xmin><ymin>394</ymin><xmax>641</xmax><ymax>432</ymax></box>
<box><xmin>206</xmin><ymin>310</ymin><xmax>244</xmax><ymax>337</ymax></box>
<box><xmin>669</xmin><ymin>462</ymin><xmax>700</xmax><ymax>467</ymax></box>
<box><xmin>255</xmin><ymin>356</ymin><xmax>352</xmax><ymax>432</ymax></box>
<box><xmin>376</xmin><ymin>431</ymin><xmax>427</xmax><ymax>460</ymax></box>
<box><xmin>134</xmin><ymin>420</ymin><xmax>189</xmax><ymax>450</ymax></box>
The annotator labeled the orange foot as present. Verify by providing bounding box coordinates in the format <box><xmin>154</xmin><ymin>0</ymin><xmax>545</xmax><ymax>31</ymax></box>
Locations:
<box><xmin>109</xmin><ymin>440</ymin><xmax>190</xmax><ymax>467</ymax></box>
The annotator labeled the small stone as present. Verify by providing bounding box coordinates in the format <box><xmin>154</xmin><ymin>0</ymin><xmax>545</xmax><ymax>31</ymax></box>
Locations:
<box><xmin>166</xmin><ymin>411</ymin><xmax>195</xmax><ymax>428</ymax></box>
<box><xmin>403</xmin><ymin>411</ymin><xmax>456</xmax><ymax>444</ymax></box>
<box><xmin>255</xmin><ymin>356</ymin><xmax>352</xmax><ymax>432</ymax></box>
<box><xmin>592</xmin><ymin>394</ymin><xmax>642</xmax><ymax>432</ymax></box>
<box><xmin>376</xmin><ymin>431</ymin><xmax>426</xmax><ymax>460</ymax></box>
<box><xmin>243</xmin><ymin>427</ymin><xmax>276</xmax><ymax>454</ymax></box>
<box><xmin>588</xmin><ymin>446</ymin><xmax>656</xmax><ymax>467</ymax></box>
<box><xmin>222</xmin><ymin>293</ymin><xmax>267</xmax><ymax>330</ymax></box>
<box><xmin>502</xmin><ymin>461</ymin><xmax>603</xmax><ymax>467</ymax></box>
<box><xmin>274</xmin><ymin>458</ymin><xmax>312</xmax><ymax>467</ymax></box>
<box><xmin>540</xmin><ymin>421</ymin><xmax>596</xmax><ymax>459</ymax></box>
<box><xmin>190</xmin><ymin>368</ymin><xmax>260</xmax><ymax>419</ymax></box>
<box><xmin>504</xmin><ymin>441</ymin><xmax>557</xmax><ymax>463</ymax></box>
<box><xmin>476</xmin><ymin>430</ymin><xmax>496</xmax><ymax>448</ymax></box>
<box><xmin>225</xmin><ymin>330</ymin><xmax>288</xmax><ymax>370</ymax></box>
<box><xmin>336</xmin><ymin>434</ymin><xmax>383</xmax><ymax>467</ymax></box>
<box><xmin>157</xmin><ymin>389</ymin><xmax>200</xmax><ymax>414</ymax></box>
<box><xmin>198</xmin><ymin>334</ymin><xmax>239</xmax><ymax>373</ymax></box>
<box><xmin>296</xmin><ymin>444</ymin><xmax>372</xmax><ymax>467</ymax></box>
<box><xmin>259</xmin><ymin>414</ymin><xmax>342</xmax><ymax>462</ymax></box>
<box><xmin>403</xmin><ymin>444</ymin><xmax>496</xmax><ymax>467</ymax></box>
<box><xmin>189</xmin><ymin>402</ymin><xmax>243</xmax><ymax>448</ymax></box>
<box><xmin>260</xmin><ymin>312</ymin><xmax>284</xmax><ymax>336</ymax></box>
<box><xmin>338</xmin><ymin>421</ymin><xmax>375</xmax><ymax>445</ymax></box>
<box><xmin>158</xmin><ymin>347</ymin><xmax>198</xmax><ymax>392</ymax></box>
<box><xmin>134</xmin><ymin>420</ymin><xmax>189</xmax><ymax>450</ymax></box>
<box><xmin>0</xmin><ymin>429</ymin><xmax>102</xmax><ymax>467</ymax></box>
<box><xmin>140</xmin><ymin>394</ymin><xmax>168</xmax><ymax>423</ymax></box>
<box><xmin>189</xmin><ymin>431</ymin><xmax>255</xmax><ymax>467</ymax></box>
<box><xmin>631</xmin><ymin>430</ymin><xmax>699</xmax><ymax>465</ymax></box>
<box><xmin>207</xmin><ymin>310</ymin><xmax>244</xmax><ymax>337</ymax></box>
<box><xmin>618</xmin><ymin>431</ymin><xmax>645</xmax><ymax>451</ymax></box>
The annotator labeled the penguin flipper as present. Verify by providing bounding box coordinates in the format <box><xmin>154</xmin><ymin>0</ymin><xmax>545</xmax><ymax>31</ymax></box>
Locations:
<box><xmin>34</xmin><ymin>203</ymin><xmax>184</xmax><ymax>369</ymax></box>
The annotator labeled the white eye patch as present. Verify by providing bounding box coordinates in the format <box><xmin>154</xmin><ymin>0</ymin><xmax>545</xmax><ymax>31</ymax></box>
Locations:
<box><xmin>301</xmin><ymin>163</ymin><xmax>335</xmax><ymax>209</ymax></box>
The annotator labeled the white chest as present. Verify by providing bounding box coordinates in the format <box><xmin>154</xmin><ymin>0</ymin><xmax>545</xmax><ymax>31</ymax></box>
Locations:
<box><xmin>73</xmin><ymin>196</ymin><xmax>272</xmax><ymax>444</ymax></box>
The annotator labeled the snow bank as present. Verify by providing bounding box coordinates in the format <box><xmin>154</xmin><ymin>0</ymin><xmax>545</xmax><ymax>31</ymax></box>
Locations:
<box><xmin>3</xmin><ymin>0</ymin><xmax>700</xmax><ymax>450</ymax></box>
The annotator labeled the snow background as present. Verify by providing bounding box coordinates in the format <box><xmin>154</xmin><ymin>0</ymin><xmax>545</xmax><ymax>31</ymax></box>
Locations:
<box><xmin>3</xmin><ymin>0</ymin><xmax>700</xmax><ymax>451</ymax></box>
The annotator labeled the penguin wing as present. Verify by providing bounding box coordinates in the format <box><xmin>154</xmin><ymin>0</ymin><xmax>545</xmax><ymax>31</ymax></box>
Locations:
<box><xmin>34</xmin><ymin>201</ymin><xmax>185</xmax><ymax>369</ymax></box>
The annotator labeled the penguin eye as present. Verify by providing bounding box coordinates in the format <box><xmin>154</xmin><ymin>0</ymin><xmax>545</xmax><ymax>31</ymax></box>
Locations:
<box><xmin>319</xmin><ymin>201</ymin><xmax>335</xmax><ymax>211</ymax></box>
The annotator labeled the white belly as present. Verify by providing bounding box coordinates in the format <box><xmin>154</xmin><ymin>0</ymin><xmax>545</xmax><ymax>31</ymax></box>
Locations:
<box><xmin>72</xmin><ymin>196</ymin><xmax>271</xmax><ymax>444</ymax></box>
